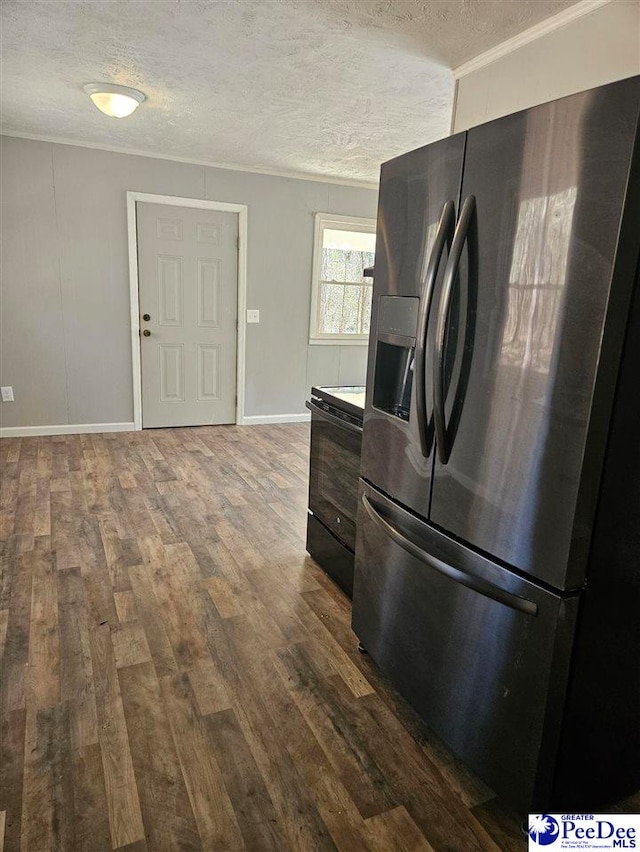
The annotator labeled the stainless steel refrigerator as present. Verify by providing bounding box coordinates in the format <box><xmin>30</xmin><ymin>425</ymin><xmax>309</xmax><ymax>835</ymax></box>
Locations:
<box><xmin>352</xmin><ymin>75</ymin><xmax>640</xmax><ymax>813</ymax></box>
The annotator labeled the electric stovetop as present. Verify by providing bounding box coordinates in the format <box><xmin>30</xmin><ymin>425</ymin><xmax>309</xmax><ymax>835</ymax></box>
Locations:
<box><xmin>311</xmin><ymin>386</ymin><xmax>366</xmax><ymax>419</ymax></box>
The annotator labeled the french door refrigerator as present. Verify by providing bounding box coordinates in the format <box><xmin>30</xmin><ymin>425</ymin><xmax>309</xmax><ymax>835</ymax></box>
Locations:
<box><xmin>353</xmin><ymin>75</ymin><xmax>640</xmax><ymax>813</ymax></box>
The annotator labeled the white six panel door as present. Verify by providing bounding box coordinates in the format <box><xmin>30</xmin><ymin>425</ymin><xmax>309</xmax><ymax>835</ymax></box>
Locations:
<box><xmin>137</xmin><ymin>203</ymin><xmax>238</xmax><ymax>427</ymax></box>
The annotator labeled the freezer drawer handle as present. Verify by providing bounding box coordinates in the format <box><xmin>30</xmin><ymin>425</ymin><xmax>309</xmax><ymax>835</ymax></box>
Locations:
<box><xmin>415</xmin><ymin>200</ymin><xmax>456</xmax><ymax>458</ymax></box>
<box><xmin>305</xmin><ymin>400</ymin><xmax>363</xmax><ymax>435</ymax></box>
<box><xmin>361</xmin><ymin>494</ymin><xmax>538</xmax><ymax>616</ymax></box>
<box><xmin>433</xmin><ymin>194</ymin><xmax>476</xmax><ymax>464</ymax></box>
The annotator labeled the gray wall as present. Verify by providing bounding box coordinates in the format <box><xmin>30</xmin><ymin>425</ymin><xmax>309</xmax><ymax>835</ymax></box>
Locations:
<box><xmin>0</xmin><ymin>136</ymin><xmax>378</xmax><ymax>429</ymax></box>
<box><xmin>453</xmin><ymin>0</ymin><xmax>640</xmax><ymax>131</ymax></box>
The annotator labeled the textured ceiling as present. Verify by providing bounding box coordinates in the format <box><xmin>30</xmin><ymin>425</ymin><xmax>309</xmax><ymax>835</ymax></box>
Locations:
<box><xmin>1</xmin><ymin>0</ymin><xmax>578</xmax><ymax>183</ymax></box>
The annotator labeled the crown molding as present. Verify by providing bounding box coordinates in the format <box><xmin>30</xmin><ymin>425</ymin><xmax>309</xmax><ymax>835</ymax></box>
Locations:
<box><xmin>0</xmin><ymin>132</ymin><xmax>379</xmax><ymax>190</ymax></box>
<box><xmin>453</xmin><ymin>0</ymin><xmax>612</xmax><ymax>79</ymax></box>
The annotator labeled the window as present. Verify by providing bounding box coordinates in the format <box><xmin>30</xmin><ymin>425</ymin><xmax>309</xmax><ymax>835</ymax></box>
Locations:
<box><xmin>309</xmin><ymin>213</ymin><xmax>376</xmax><ymax>345</ymax></box>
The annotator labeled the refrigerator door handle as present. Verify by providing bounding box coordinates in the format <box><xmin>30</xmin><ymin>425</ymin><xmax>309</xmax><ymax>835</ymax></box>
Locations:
<box><xmin>433</xmin><ymin>195</ymin><xmax>476</xmax><ymax>464</ymax></box>
<box><xmin>305</xmin><ymin>400</ymin><xmax>363</xmax><ymax>435</ymax></box>
<box><xmin>415</xmin><ymin>200</ymin><xmax>456</xmax><ymax>458</ymax></box>
<box><xmin>362</xmin><ymin>493</ymin><xmax>538</xmax><ymax>616</ymax></box>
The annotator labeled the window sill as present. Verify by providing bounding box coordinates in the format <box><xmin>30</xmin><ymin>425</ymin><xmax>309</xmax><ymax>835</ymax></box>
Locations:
<box><xmin>309</xmin><ymin>338</ymin><xmax>370</xmax><ymax>347</ymax></box>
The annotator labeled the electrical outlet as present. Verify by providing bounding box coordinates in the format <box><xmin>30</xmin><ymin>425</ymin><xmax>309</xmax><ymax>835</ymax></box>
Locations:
<box><xmin>247</xmin><ymin>309</ymin><xmax>260</xmax><ymax>324</ymax></box>
<box><xmin>1</xmin><ymin>386</ymin><xmax>14</xmax><ymax>402</ymax></box>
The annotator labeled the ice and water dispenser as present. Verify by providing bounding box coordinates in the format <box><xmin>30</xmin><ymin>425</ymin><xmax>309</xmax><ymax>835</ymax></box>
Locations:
<box><xmin>372</xmin><ymin>296</ymin><xmax>419</xmax><ymax>421</ymax></box>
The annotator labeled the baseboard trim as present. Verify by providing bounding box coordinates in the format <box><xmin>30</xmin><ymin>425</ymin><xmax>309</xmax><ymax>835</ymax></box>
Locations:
<box><xmin>0</xmin><ymin>416</ymin><xmax>312</xmax><ymax>436</ymax></box>
<box><xmin>242</xmin><ymin>413</ymin><xmax>311</xmax><ymax>425</ymax></box>
<box><xmin>0</xmin><ymin>422</ymin><xmax>136</xmax><ymax>438</ymax></box>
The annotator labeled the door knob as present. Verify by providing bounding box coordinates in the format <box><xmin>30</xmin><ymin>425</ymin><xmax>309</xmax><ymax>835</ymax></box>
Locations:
<box><xmin>143</xmin><ymin>329</ymin><xmax>151</xmax><ymax>337</ymax></box>
<box><xmin>142</xmin><ymin>313</ymin><xmax>151</xmax><ymax>321</ymax></box>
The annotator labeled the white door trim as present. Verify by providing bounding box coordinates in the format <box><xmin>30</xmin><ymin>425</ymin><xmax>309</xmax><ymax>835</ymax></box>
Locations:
<box><xmin>126</xmin><ymin>192</ymin><xmax>248</xmax><ymax>429</ymax></box>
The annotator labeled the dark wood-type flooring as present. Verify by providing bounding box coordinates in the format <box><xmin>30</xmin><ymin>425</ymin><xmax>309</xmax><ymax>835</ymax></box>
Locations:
<box><xmin>0</xmin><ymin>424</ymin><xmax>637</xmax><ymax>851</ymax></box>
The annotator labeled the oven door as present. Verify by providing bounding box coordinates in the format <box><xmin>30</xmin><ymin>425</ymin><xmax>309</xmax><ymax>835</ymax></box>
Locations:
<box><xmin>307</xmin><ymin>400</ymin><xmax>362</xmax><ymax>552</ymax></box>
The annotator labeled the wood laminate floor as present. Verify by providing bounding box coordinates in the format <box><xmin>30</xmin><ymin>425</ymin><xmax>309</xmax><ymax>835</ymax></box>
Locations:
<box><xmin>0</xmin><ymin>425</ymin><xmax>635</xmax><ymax>852</ymax></box>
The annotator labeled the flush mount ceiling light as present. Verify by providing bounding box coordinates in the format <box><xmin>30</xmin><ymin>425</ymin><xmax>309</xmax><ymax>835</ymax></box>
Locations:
<box><xmin>83</xmin><ymin>83</ymin><xmax>146</xmax><ymax>118</ymax></box>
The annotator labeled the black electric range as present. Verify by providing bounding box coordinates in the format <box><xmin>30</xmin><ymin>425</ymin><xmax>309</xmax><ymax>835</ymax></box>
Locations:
<box><xmin>305</xmin><ymin>386</ymin><xmax>365</xmax><ymax>597</ymax></box>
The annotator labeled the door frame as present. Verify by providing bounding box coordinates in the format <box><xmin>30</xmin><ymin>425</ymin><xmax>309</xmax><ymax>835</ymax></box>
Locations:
<box><xmin>126</xmin><ymin>191</ymin><xmax>248</xmax><ymax>429</ymax></box>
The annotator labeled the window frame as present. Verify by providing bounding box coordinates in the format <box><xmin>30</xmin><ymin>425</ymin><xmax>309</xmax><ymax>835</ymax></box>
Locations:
<box><xmin>309</xmin><ymin>212</ymin><xmax>376</xmax><ymax>346</ymax></box>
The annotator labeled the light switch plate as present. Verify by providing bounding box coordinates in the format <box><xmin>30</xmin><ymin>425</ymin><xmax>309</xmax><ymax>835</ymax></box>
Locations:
<box><xmin>1</xmin><ymin>386</ymin><xmax>14</xmax><ymax>402</ymax></box>
<box><xmin>247</xmin><ymin>309</ymin><xmax>260</xmax><ymax>324</ymax></box>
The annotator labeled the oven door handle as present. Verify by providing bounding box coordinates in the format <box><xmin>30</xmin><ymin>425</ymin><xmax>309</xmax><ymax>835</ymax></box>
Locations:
<box><xmin>306</xmin><ymin>400</ymin><xmax>363</xmax><ymax>435</ymax></box>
